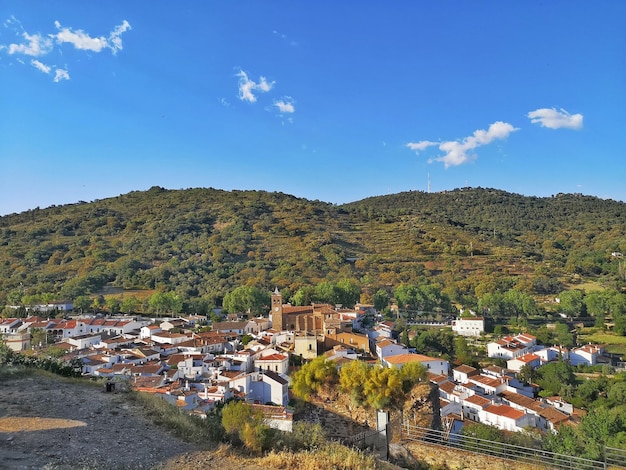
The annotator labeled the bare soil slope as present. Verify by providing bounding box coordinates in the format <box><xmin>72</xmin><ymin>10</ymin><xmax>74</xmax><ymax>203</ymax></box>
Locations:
<box><xmin>0</xmin><ymin>372</ymin><xmax>199</xmax><ymax>469</ymax></box>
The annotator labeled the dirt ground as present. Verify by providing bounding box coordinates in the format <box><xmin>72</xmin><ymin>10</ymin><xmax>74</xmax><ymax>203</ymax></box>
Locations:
<box><xmin>0</xmin><ymin>372</ymin><xmax>204</xmax><ymax>470</ymax></box>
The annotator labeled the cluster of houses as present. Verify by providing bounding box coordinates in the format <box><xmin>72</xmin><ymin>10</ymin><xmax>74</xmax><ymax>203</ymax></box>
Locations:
<box><xmin>0</xmin><ymin>292</ymin><xmax>612</xmax><ymax>437</ymax></box>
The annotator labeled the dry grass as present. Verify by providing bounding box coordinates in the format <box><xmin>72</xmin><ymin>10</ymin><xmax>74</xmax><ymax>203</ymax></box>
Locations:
<box><xmin>0</xmin><ymin>416</ymin><xmax>86</xmax><ymax>433</ymax></box>
<box><xmin>258</xmin><ymin>443</ymin><xmax>398</xmax><ymax>470</ymax></box>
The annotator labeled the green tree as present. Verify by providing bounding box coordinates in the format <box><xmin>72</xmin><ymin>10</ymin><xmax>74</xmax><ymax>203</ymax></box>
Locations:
<box><xmin>517</xmin><ymin>364</ymin><xmax>536</xmax><ymax>385</ymax></box>
<box><xmin>503</xmin><ymin>289</ymin><xmax>539</xmax><ymax>318</ymax></box>
<box><xmin>373</xmin><ymin>289</ymin><xmax>390</xmax><ymax>312</ymax></box>
<box><xmin>315</xmin><ymin>281</ymin><xmax>341</xmax><ymax>305</ymax></box>
<box><xmin>558</xmin><ymin>290</ymin><xmax>585</xmax><ymax>316</ymax></box>
<box><xmin>149</xmin><ymin>291</ymin><xmax>183</xmax><ymax>316</ymax></box>
<box><xmin>478</xmin><ymin>292</ymin><xmax>506</xmax><ymax>316</ymax></box>
<box><xmin>339</xmin><ymin>360</ymin><xmax>370</xmax><ymax>406</ymax></box>
<box><xmin>454</xmin><ymin>336</ymin><xmax>472</xmax><ymax>365</ymax></box>
<box><xmin>363</xmin><ymin>366</ymin><xmax>402</xmax><ymax>409</ymax></box>
<box><xmin>74</xmin><ymin>295</ymin><xmax>92</xmax><ymax>313</ymax></box>
<box><xmin>121</xmin><ymin>296</ymin><xmax>140</xmax><ymax>314</ymax></box>
<box><xmin>536</xmin><ymin>361</ymin><xmax>575</xmax><ymax>397</ymax></box>
<box><xmin>398</xmin><ymin>361</ymin><xmax>427</xmax><ymax>392</ymax></box>
<box><xmin>106</xmin><ymin>297</ymin><xmax>121</xmax><ymax>314</ymax></box>
<box><xmin>336</xmin><ymin>278</ymin><xmax>361</xmax><ymax>308</ymax></box>
<box><xmin>222</xmin><ymin>286</ymin><xmax>269</xmax><ymax>315</ymax></box>
<box><xmin>291</xmin><ymin>356</ymin><xmax>338</xmax><ymax>400</ymax></box>
<box><xmin>553</xmin><ymin>322</ymin><xmax>574</xmax><ymax>348</ymax></box>
<box><xmin>221</xmin><ymin>400</ymin><xmax>268</xmax><ymax>452</ymax></box>
<box><xmin>292</xmin><ymin>286</ymin><xmax>315</xmax><ymax>306</ymax></box>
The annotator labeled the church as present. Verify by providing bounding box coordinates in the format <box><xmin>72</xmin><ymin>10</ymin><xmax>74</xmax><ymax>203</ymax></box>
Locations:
<box><xmin>270</xmin><ymin>288</ymin><xmax>351</xmax><ymax>336</ymax></box>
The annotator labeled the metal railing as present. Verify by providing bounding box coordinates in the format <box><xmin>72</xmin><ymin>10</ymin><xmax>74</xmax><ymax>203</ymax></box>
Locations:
<box><xmin>401</xmin><ymin>422</ymin><xmax>626</xmax><ymax>470</ymax></box>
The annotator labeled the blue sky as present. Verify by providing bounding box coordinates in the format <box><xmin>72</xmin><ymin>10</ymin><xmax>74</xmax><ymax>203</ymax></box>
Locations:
<box><xmin>1</xmin><ymin>1</ymin><xmax>625</xmax><ymax>215</ymax></box>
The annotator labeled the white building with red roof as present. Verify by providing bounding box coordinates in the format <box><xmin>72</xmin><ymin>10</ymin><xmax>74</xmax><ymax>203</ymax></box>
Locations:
<box><xmin>255</xmin><ymin>352</ymin><xmax>289</xmax><ymax>375</ymax></box>
<box><xmin>481</xmin><ymin>403</ymin><xmax>534</xmax><ymax>432</ymax></box>
<box><xmin>383</xmin><ymin>353</ymin><xmax>449</xmax><ymax>376</ymax></box>
<box><xmin>507</xmin><ymin>352</ymin><xmax>542</xmax><ymax>372</ymax></box>
<box><xmin>487</xmin><ymin>333</ymin><xmax>536</xmax><ymax>359</ymax></box>
<box><xmin>570</xmin><ymin>344</ymin><xmax>604</xmax><ymax>366</ymax></box>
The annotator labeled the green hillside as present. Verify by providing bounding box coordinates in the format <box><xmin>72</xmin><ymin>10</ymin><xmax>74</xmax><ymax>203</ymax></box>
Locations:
<box><xmin>1</xmin><ymin>186</ymin><xmax>624</xmax><ymax>313</ymax></box>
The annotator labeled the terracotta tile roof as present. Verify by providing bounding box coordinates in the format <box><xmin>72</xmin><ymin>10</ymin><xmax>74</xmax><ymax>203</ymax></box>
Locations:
<box><xmin>282</xmin><ymin>306</ymin><xmax>314</xmax><ymax>314</ymax></box>
<box><xmin>464</xmin><ymin>394</ymin><xmax>491</xmax><ymax>408</ymax></box>
<box><xmin>469</xmin><ymin>375</ymin><xmax>506</xmax><ymax>389</ymax></box>
<box><xmin>385</xmin><ymin>353</ymin><xmax>440</xmax><ymax>365</ymax></box>
<box><xmin>376</xmin><ymin>339</ymin><xmax>396</xmax><ymax>348</ymax></box>
<box><xmin>513</xmin><ymin>353</ymin><xmax>541</xmax><ymax>363</ymax></box>
<box><xmin>257</xmin><ymin>353</ymin><xmax>287</xmax><ymax>362</ymax></box>
<box><xmin>485</xmin><ymin>403</ymin><xmax>525</xmax><ymax>420</ymax></box>
<box><xmin>428</xmin><ymin>373</ymin><xmax>449</xmax><ymax>384</ymax></box>
<box><xmin>454</xmin><ymin>364</ymin><xmax>478</xmax><ymax>375</ymax></box>
<box><xmin>438</xmin><ymin>380</ymin><xmax>456</xmax><ymax>394</ymax></box>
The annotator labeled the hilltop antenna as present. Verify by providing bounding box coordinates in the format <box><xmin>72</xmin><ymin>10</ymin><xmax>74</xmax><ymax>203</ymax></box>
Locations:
<box><xmin>427</xmin><ymin>173</ymin><xmax>431</xmax><ymax>193</ymax></box>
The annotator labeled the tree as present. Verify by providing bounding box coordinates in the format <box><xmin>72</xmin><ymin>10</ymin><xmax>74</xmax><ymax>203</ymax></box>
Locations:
<box><xmin>291</xmin><ymin>356</ymin><xmax>338</xmax><ymax>400</ymax></box>
<box><xmin>74</xmin><ymin>295</ymin><xmax>91</xmax><ymax>313</ymax></box>
<box><xmin>478</xmin><ymin>292</ymin><xmax>506</xmax><ymax>316</ymax></box>
<box><xmin>336</xmin><ymin>278</ymin><xmax>361</xmax><ymax>308</ymax></box>
<box><xmin>363</xmin><ymin>366</ymin><xmax>402</xmax><ymax>409</ymax></box>
<box><xmin>536</xmin><ymin>361</ymin><xmax>575</xmax><ymax>397</ymax></box>
<box><xmin>339</xmin><ymin>360</ymin><xmax>370</xmax><ymax>406</ymax></box>
<box><xmin>503</xmin><ymin>289</ymin><xmax>539</xmax><ymax>318</ymax></box>
<box><xmin>517</xmin><ymin>364</ymin><xmax>536</xmax><ymax>385</ymax></box>
<box><xmin>222</xmin><ymin>286</ymin><xmax>269</xmax><ymax>315</ymax></box>
<box><xmin>454</xmin><ymin>336</ymin><xmax>472</xmax><ymax>365</ymax></box>
<box><xmin>106</xmin><ymin>297</ymin><xmax>121</xmax><ymax>314</ymax></box>
<box><xmin>221</xmin><ymin>400</ymin><xmax>268</xmax><ymax>452</ymax></box>
<box><xmin>398</xmin><ymin>362</ymin><xmax>427</xmax><ymax>392</ymax></box>
<box><xmin>553</xmin><ymin>322</ymin><xmax>574</xmax><ymax>348</ymax></box>
<box><xmin>121</xmin><ymin>296</ymin><xmax>140</xmax><ymax>314</ymax></box>
<box><xmin>149</xmin><ymin>291</ymin><xmax>183</xmax><ymax>316</ymax></box>
<box><xmin>558</xmin><ymin>290</ymin><xmax>585</xmax><ymax>316</ymax></box>
<box><xmin>292</xmin><ymin>286</ymin><xmax>315</xmax><ymax>306</ymax></box>
<box><xmin>315</xmin><ymin>281</ymin><xmax>341</xmax><ymax>305</ymax></box>
<box><xmin>373</xmin><ymin>289</ymin><xmax>390</xmax><ymax>312</ymax></box>
<box><xmin>31</xmin><ymin>328</ymin><xmax>49</xmax><ymax>349</ymax></box>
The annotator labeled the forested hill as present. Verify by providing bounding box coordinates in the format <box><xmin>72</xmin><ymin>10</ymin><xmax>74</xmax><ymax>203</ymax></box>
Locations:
<box><xmin>1</xmin><ymin>186</ymin><xmax>624</xmax><ymax>311</ymax></box>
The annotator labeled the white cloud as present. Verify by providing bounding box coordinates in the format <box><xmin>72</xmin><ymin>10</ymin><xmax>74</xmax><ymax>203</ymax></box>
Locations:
<box><xmin>108</xmin><ymin>20</ymin><xmax>131</xmax><ymax>55</ymax></box>
<box><xmin>54</xmin><ymin>68</ymin><xmax>70</xmax><ymax>82</ymax></box>
<box><xmin>53</xmin><ymin>21</ymin><xmax>108</xmax><ymax>52</ymax></box>
<box><xmin>406</xmin><ymin>141</ymin><xmax>437</xmax><ymax>153</ymax></box>
<box><xmin>2</xmin><ymin>18</ymin><xmax>130</xmax><ymax>82</ymax></box>
<box><xmin>527</xmin><ymin>107</ymin><xmax>583</xmax><ymax>130</ymax></box>
<box><xmin>407</xmin><ymin>121</ymin><xmax>518</xmax><ymax>168</ymax></box>
<box><xmin>237</xmin><ymin>70</ymin><xmax>274</xmax><ymax>103</ymax></box>
<box><xmin>31</xmin><ymin>59</ymin><xmax>51</xmax><ymax>74</ymax></box>
<box><xmin>8</xmin><ymin>32</ymin><xmax>53</xmax><ymax>56</ymax></box>
<box><xmin>274</xmin><ymin>97</ymin><xmax>295</xmax><ymax>113</ymax></box>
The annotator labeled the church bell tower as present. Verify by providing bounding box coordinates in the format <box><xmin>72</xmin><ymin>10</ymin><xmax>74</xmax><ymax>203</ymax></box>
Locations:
<box><xmin>271</xmin><ymin>287</ymin><xmax>284</xmax><ymax>331</ymax></box>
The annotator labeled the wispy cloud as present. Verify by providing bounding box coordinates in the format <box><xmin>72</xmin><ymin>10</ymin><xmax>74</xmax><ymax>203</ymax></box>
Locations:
<box><xmin>54</xmin><ymin>68</ymin><xmax>70</xmax><ymax>82</ymax></box>
<box><xmin>108</xmin><ymin>20</ymin><xmax>131</xmax><ymax>54</ymax></box>
<box><xmin>31</xmin><ymin>59</ymin><xmax>51</xmax><ymax>74</ymax></box>
<box><xmin>406</xmin><ymin>141</ymin><xmax>437</xmax><ymax>152</ymax></box>
<box><xmin>236</xmin><ymin>70</ymin><xmax>275</xmax><ymax>103</ymax></box>
<box><xmin>31</xmin><ymin>58</ymin><xmax>69</xmax><ymax>82</ymax></box>
<box><xmin>8</xmin><ymin>32</ymin><xmax>53</xmax><ymax>56</ymax></box>
<box><xmin>272</xmin><ymin>29</ymin><xmax>298</xmax><ymax>47</ymax></box>
<box><xmin>274</xmin><ymin>97</ymin><xmax>295</xmax><ymax>114</ymax></box>
<box><xmin>407</xmin><ymin>121</ymin><xmax>518</xmax><ymax>168</ymax></box>
<box><xmin>2</xmin><ymin>18</ymin><xmax>131</xmax><ymax>82</ymax></box>
<box><xmin>527</xmin><ymin>107</ymin><xmax>583</xmax><ymax>130</ymax></box>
